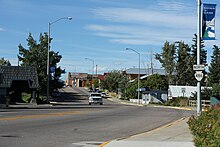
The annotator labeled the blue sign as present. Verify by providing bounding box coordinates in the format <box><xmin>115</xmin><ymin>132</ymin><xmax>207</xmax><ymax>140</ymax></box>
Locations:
<box><xmin>50</xmin><ymin>67</ymin><xmax>55</xmax><ymax>80</ymax></box>
<box><xmin>50</xmin><ymin>66</ymin><xmax>55</xmax><ymax>73</ymax></box>
<box><xmin>202</xmin><ymin>4</ymin><xmax>217</xmax><ymax>40</ymax></box>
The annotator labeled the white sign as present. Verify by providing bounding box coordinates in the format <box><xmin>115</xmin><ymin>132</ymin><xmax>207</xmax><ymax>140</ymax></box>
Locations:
<box><xmin>194</xmin><ymin>71</ymin><xmax>204</xmax><ymax>81</ymax></box>
<box><xmin>136</xmin><ymin>88</ymin><xmax>146</xmax><ymax>92</ymax></box>
<box><xmin>193</xmin><ymin>64</ymin><xmax>205</xmax><ymax>71</ymax></box>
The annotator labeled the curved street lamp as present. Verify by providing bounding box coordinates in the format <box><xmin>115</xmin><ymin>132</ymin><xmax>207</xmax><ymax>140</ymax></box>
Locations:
<box><xmin>85</xmin><ymin>58</ymin><xmax>95</xmax><ymax>76</ymax></box>
<box><xmin>47</xmin><ymin>16</ymin><xmax>72</xmax><ymax>102</ymax></box>
<box><xmin>126</xmin><ymin>48</ymin><xmax>141</xmax><ymax>104</ymax></box>
<box><xmin>85</xmin><ymin>58</ymin><xmax>95</xmax><ymax>91</ymax></box>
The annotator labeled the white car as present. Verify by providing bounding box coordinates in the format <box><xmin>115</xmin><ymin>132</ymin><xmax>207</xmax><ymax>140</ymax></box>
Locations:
<box><xmin>89</xmin><ymin>93</ymin><xmax>103</xmax><ymax>105</ymax></box>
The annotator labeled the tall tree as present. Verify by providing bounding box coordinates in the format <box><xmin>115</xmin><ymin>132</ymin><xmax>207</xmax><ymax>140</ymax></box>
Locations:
<box><xmin>191</xmin><ymin>34</ymin><xmax>207</xmax><ymax>65</ymax></box>
<box><xmin>143</xmin><ymin>74</ymin><xmax>168</xmax><ymax>90</ymax></box>
<box><xmin>175</xmin><ymin>41</ymin><xmax>193</xmax><ymax>85</ymax></box>
<box><xmin>155</xmin><ymin>41</ymin><xmax>176</xmax><ymax>84</ymax></box>
<box><xmin>18</xmin><ymin>33</ymin><xmax>65</xmax><ymax>94</ymax></box>
<box><xmin>101</xmin><ymin>70</ymin><xmax>128</xmax><ymax>93</ymax></box>
<box><xmin>207</xmin><ymin>45</ymin><xmax>220</xmax><ymax>86</ymax></box>
<box><xmin>0</xmin><ymin>57</ymin><xmax>11</xmax><ymax>66</ymax></box>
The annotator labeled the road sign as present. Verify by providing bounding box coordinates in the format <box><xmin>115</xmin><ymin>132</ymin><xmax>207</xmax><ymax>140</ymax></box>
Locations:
<box><xmin>50</xmin><ymin>66</ymin><xmax>55</xmax><ymax>73</ymax></box>
<box><xmin>136</xmin><ymin>88</ymin><xmax>146</xmax><ymax>92</ymax></box>
<box><xmin>194</xmin><ymin>71</ymin><xmax>204</xmax><ymax>81</ymax></box>
<box><xmin>181</xmin><ymin>88</ymin><xmax>186</xmax><ymax>93</ymax></box>
<box><xmin>193</xmin><ymin>64</ymin><xmax>205</xmax><ymax>71</ymax></box>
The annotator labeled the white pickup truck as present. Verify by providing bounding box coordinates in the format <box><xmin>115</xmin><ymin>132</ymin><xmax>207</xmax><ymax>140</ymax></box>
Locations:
<box><xmin>88</xmin><ymin>93</ymin><xmax>103</xmax><ymax>105</ymax></box>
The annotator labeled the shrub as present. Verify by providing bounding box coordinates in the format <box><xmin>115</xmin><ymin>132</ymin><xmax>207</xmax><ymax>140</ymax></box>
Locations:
<box><xmin>188</xmin><ymin>104</ymin><xmax>220</xmax><ymax>146</ymax></box>
<box><xmin>22</xmin><ymin>92</ymin><xmax>31</xmax><ymax>103</ymax></box>
<box><xmin>165</xmin><ymin>97</ymin><xmax>188</xmax><ymax>106</ymax></box>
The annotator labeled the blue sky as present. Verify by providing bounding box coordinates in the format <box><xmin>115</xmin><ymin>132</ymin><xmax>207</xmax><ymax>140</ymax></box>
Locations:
<box><xmin>0</xmin><ymin>0</ymin><xmax>220</xmax><ymax>80</ymax></box>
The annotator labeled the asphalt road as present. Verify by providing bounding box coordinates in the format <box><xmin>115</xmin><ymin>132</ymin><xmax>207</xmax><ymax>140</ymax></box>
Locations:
<box><xmin>0</xmin><ymin>87</ymin><xmax>195</xmax><ymax>147</ymax></box>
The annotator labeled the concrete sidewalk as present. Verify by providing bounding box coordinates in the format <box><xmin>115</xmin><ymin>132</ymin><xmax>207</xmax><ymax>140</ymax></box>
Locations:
<box><xmin>100</xmin><ymin>117</ymin><xmax>195</xmax><ymax>147</ymax></box>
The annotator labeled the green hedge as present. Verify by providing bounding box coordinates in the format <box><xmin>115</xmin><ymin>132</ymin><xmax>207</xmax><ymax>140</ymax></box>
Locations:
<box><xmin>188</xmin><ymin>104</ymin><xmax>220</xmax><ymax>147</ymax></box>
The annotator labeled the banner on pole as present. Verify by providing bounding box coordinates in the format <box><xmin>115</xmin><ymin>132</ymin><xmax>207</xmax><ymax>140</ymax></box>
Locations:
<box><xmin>202</xmin><ymin>4</ymin><xmax>217</xmax><ymax>40</ymax></box>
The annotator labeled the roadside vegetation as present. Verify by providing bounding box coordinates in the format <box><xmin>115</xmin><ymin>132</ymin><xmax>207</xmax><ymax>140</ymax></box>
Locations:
<box><xmin>188</xmin><ymin>104</ymin><xmax>220</xmax><ymax>147</ymax></box>
<box><xmin>165</xmin><ymin>97</ymin><xmax>189</xmax><ymax>107</ymax></box>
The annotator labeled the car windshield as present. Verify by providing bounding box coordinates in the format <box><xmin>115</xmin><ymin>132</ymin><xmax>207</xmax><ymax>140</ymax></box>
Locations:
<box><xmin>91</xmin><ymin>94</ymin><xmax>101</xmax><ymax>97</ymax></box>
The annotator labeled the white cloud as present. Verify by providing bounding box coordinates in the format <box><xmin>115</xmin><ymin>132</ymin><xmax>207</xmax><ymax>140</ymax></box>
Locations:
<box><xmin>155</xmin><ymin>0</ymin><xmax>194</xmax><ymax>13</ymax></box>
<box><xmin>110</xmin><ymin>39</ymin><xmax>157</xmax><ymax>45</ymax></box>
<box><xmin>86</xmin><ymin>4</ymin><xmax>198</xmax><ymax>46</ymax></box>
<box><xmin>92</xmin><ymin>7</ymin><xmax>196</xmax><ymax>29</ymax></box>
<box><xmin>86</xmin><ymin>24</ymin><xmax>195</xmax><ymax>45</ymax></box>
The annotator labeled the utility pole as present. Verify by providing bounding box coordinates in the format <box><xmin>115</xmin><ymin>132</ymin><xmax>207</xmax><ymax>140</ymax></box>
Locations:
<box><xmin>96</xmin><ymin>64</ymin><xmax>98</xmax><ymax>77</ymax></box>
<box><xmin>150</xmin><ymin>49</ymin><xmax>153</xmax><ymax>74</ymax></box>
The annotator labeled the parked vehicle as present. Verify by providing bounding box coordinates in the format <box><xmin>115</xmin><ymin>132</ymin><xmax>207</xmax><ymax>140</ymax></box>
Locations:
<box><xmin>89</xmin><ymin>93</ymin><xmax>103</xmax><ymax>105</ymax></box>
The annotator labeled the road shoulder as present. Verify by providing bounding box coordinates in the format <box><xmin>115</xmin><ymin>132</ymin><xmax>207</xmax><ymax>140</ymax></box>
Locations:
<box><xmin>100</xmin><ymin>117</ymin><xmax>195</xmax><ymax>147</ymax></box>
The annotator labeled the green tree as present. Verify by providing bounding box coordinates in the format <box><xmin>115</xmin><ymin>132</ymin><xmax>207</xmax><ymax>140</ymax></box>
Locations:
<box><xmin>207</xmin><ymin>45</ymin><xmax>220</xmax><ymax>86</ymax></box>
<box><xmin>18</xmin><ymin>33</ymin><xmax>65</xmax><ymax>94</ymax></box>
<box><xmin>156</xmin><ymin>35</ymin><xmax>207</xmax><ymax>86</ymax></box>
<box><xmin>101</xmin><ymin>70</ymin><xmax>128</xmax><ymax>93</ymax></box>
<box><xmin>175</xmin><ymin>41</ymin><xmax>193</xmax><ymax>85</ymax></box>
<box><xmin>93</xmin><ymin>78</ymin><xmax>99</xmax><ymax>89</ymax></box>
<box><xmin>143</xmin><ymin>74</ymin><xmax>168</xmax><ymax>90</ymax></box>
<box><xmin>0</xmin><ymin>57</ymin><xmax>11</xmax><ymax>66</ymax></box>
<box><xmin>191</xmin><ymin>34</ymin><xmax>207</xmax><ymax>65</ymax></box>
<box><xmin>155</xmin><ymin>41</ymin><xmax>176</xmax><ymax>84</ymax></box>
<box><xmin>126</xmin><ymin>80</ymin><xmax>138</xmax><ymax>100</ymax></box>
<box><xmin>125</xmin><ymin>74</ymin><xmax>168</xmax><ymax>100</ymax></box>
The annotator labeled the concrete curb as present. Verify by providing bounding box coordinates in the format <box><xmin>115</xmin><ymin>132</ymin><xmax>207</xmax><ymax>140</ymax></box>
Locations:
<box><xmin>151</xmin><ymin>105</ymin><xmax>194</xmax><ymax>111</ymax></box>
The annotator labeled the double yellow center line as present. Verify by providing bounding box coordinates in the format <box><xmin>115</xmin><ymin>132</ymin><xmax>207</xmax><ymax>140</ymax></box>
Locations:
<box><xmin>0</xmin><ymin>111</ymin><xmax>84</xmax><ymax>121</ymax></box>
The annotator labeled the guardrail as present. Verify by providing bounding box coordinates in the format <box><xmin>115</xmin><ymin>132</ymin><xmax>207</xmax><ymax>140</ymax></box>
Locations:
<box><xmin>189</xmin><ymin>100</ymin><xmax>211</xmax><ymax>107</ymax></box>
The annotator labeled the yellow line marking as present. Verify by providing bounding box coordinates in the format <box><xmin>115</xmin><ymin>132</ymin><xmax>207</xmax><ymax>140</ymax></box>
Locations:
<box><xmin>153</xmin><ymin>105</ymin><xmax>193</xmax><ymax>111</ymax></box>
<box><xmin>98</xmin><ymin>140</ymin><xmax>112</xmax><ymax>147</ymax></box>
<box><xmin>0</xmin><ymin>111</ymin><xmax>83</xmax><ymax>121</ymax></box>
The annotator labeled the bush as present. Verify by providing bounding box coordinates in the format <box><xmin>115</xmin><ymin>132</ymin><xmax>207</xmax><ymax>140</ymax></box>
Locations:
<box><xmin>22</xmin><ymin>93</ymin><xmax>31</xmax><ymax>103</ymax></box>
<box><xmin>188</xmin><ymin>104</ymin><xmax>220</xmax><ymax>146</ymax></box>
<box><xmin>165</xmin><ymin>97</ymin><xmax>188</xmax><ymax>106</ymax></box>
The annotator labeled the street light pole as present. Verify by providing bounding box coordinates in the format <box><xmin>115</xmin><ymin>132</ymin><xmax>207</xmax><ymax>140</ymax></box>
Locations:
<box><xmin>85</xmin><ymin>58</ymin><xmax>95</xmax><ymax>91</ymax></box>
<box><xmin>85</xmin><ymin>58</ymin><xmax>95</xmax><ymax>76</ymax></box>
<box><xmin>197</xmin><ymin>0</ymin><xmax>202</xmax><ymax>116</ymax></box>
<box><xmin>126</xmin><ymin>48</ymin><xmax>140</xmax><ymax>104</ymax></box>
<box><xmin>46</xmin><ymin>16</ymin><xmax>72</xmax><ymax>102</ymax></box>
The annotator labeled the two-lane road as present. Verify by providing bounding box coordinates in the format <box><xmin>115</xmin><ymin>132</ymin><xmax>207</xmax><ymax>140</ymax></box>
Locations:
<box><xmin>0</xmin><ymin>87</ymin><xmax>194</xmax><ymax>147</ymax></box>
